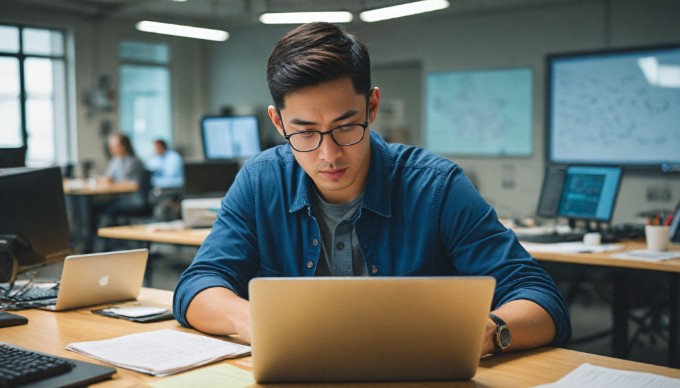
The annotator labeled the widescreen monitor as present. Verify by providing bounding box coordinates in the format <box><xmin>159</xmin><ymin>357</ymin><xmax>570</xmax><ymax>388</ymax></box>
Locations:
<box><xmin>547</xmin><ymin>45</ymin><xmax>680</xmax><ymax>173</ymax></box>
<box><xmin>201</xmin><ymin>115</ymin><xmax>261</xmax><ymax>160</ymax></box>
<box><xmin>556</xmin><ymin>166</ymin><xmax>622</xmax><ymax>222</ymax></box>
<box><xmin>0</xmin><ymin>167</ymin><xmax>71</xmax><ymax>280</ymax></box>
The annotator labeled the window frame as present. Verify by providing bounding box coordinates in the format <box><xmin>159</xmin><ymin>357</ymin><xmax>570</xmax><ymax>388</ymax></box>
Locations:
<box><xmin>0</xmin><ymin>22</ymin><xmax>69</xmax><ymax>165</ymax></box>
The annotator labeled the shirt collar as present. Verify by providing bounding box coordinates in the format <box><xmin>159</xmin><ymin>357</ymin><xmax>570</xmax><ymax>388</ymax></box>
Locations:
<box><xmin>289</xmin><ymin>131</ymin><xmax>391</xmax><ymax>218</ymax></box>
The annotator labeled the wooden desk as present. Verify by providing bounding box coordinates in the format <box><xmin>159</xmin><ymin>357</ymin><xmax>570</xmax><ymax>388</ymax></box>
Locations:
<box><xmin>63</xmin><ymin>178</ymin><xmax>139</xmax><ymax>196</ymax></box>
<box><xmin>4</xmin><ymin>288</ymin><xmax>679</xmax><ymax>387</ymax></box>
<box><xmin>64</xmin><ymin>179</ymin><xmax>140</xmax><ymax>252</ymax></box>
<box><xmin>529</xmin><ymin>240</ymin><xmax>680</xmax><ymax>273</ymax></box>
<box><xmin>98</xmin><ymin>224</ymin><xmax>209</xmax><ymax>246</ymax></box>
<box><xmin>97</xmin><ymin>226</ymin><xmax>680</xmax><ymax>367</ymax></box>
<box><xmin>527</xmin><ymin>241</ymin><xmax>680</xmax><ymax>367</ymax></box>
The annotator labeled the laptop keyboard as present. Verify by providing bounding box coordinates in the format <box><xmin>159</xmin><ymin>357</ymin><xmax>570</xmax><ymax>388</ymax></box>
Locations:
<box><xmin>10</xmin><ymin>285</ymin><xmax>59</xmax><ymax>302</ymax></box>
<box><xmin>0</xmin><ymin>344</ymin><xmax>75</xmax><ymax>387</ymax></box>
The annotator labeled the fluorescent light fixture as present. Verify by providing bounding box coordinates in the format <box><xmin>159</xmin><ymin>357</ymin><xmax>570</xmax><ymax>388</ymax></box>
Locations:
<box><xmin>360</xmin><ymin>0</ymin><xmax>449</xmax><ymax>22</ymax></box>
<box><xmin>259</xmin><ymin>11</ymin><xmax>353</xmax><ymax>24</ymax></box>
<box><xmin>136</xmin><ymin>21</ymin><xmax>229</xmax><ymax>42</ymax></box>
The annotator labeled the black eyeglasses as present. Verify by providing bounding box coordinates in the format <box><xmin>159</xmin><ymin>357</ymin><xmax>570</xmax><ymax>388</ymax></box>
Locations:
<box><xmin>279</xmin><ymin>98</ymin><xmax>370</xmax><ymax>153</ymax></box>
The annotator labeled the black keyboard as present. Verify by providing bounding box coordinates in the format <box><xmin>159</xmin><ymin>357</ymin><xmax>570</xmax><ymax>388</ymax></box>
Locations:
<box><xmin>517</xmin><ymin>233</ymin><xmax>584</xmax><ymax>244</ymax></box>
<box><xmin>11</xmin><ymin>286</ymin><xmax>59</xmax><ymax>302</ymax></box>
<box><xmin>0</xmin><ymin>344</ymin><xmax>74</xmax><ymax>387</ymax></box>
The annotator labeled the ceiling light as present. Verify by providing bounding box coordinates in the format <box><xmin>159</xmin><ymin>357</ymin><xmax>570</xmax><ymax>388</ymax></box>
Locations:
<box><xmin>259</xmin><ymin>11</ymin><xmax>353</xmax><ymax>24</ymax></box>
<box><xmin>135</xmin><ymin>21</ymin><xmax>229</xmax><ymax>42</ymax></box>
<box><xmin>360</xmin><ymin>0</ymin><xmax>449</xmax><ymax>22</ymax></box>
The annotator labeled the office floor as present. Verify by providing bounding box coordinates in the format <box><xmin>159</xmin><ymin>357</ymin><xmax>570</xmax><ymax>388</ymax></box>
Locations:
<box><xmin>122</xmin><ymin>244</ymin><xmax>668</xmax><ymax>365</ymax></box>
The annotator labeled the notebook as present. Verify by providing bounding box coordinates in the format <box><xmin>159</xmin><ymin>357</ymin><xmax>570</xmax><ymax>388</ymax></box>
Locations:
<box><xmin>40</xmin><ymin>249</ymin><xmax>148</xmax><ymax>311</ymax></box>
<box><xmin>249</xmin><ymin>276</ymin><xmax>495</xmax><ymax>383</ymax></box>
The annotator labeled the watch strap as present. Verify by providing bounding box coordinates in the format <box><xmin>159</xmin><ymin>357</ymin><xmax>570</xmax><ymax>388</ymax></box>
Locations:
<box><xmin>488</xmin><ymin>313</ymin><xmax>510</xmax><ymax>353</ymax></box>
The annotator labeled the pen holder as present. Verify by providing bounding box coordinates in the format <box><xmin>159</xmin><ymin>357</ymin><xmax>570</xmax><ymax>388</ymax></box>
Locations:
<box><xmin>645</xmin><ymin>225</ymin><xmax>670</xmax><ymax>252</ymax></box>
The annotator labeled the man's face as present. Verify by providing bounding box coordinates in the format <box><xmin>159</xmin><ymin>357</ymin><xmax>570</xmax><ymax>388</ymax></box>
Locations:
<box><xmin>154</xmin><ymin>142</ymin><xmax>165</xmax><ymax>156</ymax></box>
<box><xmin>268</xmin><ymin>77</ymin><xmax>380</xmax><ymax>204</ymax></box>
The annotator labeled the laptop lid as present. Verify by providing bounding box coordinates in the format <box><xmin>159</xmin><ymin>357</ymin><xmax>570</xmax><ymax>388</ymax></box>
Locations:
<box><xmin>46</xmin><ymin>249</ymin><xmax>148</xmax><ymax>311</ymax></box>
<box><xmin>249</xmin><ymin>276</ymin><xmax>495</xmax><ymax>383</ymax></box>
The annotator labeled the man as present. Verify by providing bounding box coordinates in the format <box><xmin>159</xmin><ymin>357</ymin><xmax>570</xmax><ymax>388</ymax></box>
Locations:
<box><xmin>147</xmin><ymin>139</ymin><xmax>184</xmax><ymax>189</ymax></box>
<box><xmin>174</xmin><ymin>22</ymin><xmax>570</xmax><ymax>356</ymax></box>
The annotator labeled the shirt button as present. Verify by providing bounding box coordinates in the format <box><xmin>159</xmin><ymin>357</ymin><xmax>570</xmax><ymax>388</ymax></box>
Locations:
<box><xmin>371</xmin><ymin>265</ymin><xmax>378</xmax><ymax>275</ymax></box>
<box><xmin>336</xmin><ymin>242</ymin><xmax>345</xmax><ymax>250</ymax></box>
<box><xmin>306</xmin><ymin>260</ymin><xmax>314</xmax><ymax>269</ymax></box>
<box><xmin>312</xmin><ymin>239</ymin><xmax>319</xmax><ymax>246</ymax></box>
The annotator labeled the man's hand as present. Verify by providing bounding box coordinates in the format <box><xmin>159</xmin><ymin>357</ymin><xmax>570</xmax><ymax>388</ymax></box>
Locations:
<box><xmin>186</xmin><ymin>287</ymin><xmax>252</xmax><ymax>343</ymax></box>
<box><xmin>480</xmin><ymin>317</ymin><xmax>497</xmax><ymax>357</ymax></box>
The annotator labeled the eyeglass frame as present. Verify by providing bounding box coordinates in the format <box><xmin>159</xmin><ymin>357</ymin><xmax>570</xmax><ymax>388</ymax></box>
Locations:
<box><xmin>277</xmin><ymin>94</ymin><xmax>371</xmax><ymax>153</ymax></box>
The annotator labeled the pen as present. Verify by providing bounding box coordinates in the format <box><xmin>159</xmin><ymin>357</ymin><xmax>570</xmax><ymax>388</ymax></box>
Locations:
<box><xmin>666</xmin><ymin>214</ymin><xmax>674</xmax><ymax>226</ymax></box>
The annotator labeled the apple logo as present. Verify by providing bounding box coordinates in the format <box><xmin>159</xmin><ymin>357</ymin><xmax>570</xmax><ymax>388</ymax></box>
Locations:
<box><xmin>99</xmin><ymin>275</ymin><xmax>110</xmax><ymax>287</ymax></box>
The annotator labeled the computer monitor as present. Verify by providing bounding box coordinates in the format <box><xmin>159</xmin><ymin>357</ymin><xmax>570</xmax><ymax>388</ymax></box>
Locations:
<box><xmin>546</xmin><ymin>45</ymin><xmax>680</xmax><ymax>173</ymax></box>
<box><xmin>183</xmin><ymin>160</ymin><xmax>240</xmax><ymax>197</ymax></box>
<box><xmin>535</xmin><ymin>166</ymin><xmax>567</xmax><ymax>218</ymax></box>
<box><xmin>556</xmin><ymin>166</ymin><xmax>622</xmax><ymax>223</ymax></box>
<box><xmin>0</xmin><ymin>146</ymin><xmax>27</xmax><ymax>168</ymax></box>
<box><xmin>201</xmin><ymin>115</ymin><xmax>261</xmax><ymax>160</ymax></box>
<box><xmin>0</xmin><ymin>167</ymin><xmax>71</xmax><ymax>282</ymax></box>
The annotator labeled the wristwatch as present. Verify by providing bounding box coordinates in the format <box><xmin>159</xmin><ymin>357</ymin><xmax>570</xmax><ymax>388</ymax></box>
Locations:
<box><xmin>488</xmin><ymin>313</ymin><xmax>511</xmax><ymax>353</ymax></box>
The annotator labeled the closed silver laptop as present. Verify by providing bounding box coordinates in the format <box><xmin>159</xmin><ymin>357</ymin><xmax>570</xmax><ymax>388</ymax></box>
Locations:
<box><xmin>41</xmin><ymin>249</ymin><xmax>148</xmax><ymax>311</ymax></box>
<box><xmin>249</xmin><ymin>276</ymin><xmax>495</xmax><ymax>383</ymax></box>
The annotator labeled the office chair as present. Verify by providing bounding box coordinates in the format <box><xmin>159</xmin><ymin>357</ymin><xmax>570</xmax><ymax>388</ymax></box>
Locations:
<box><xmin>108</xmin><ymin>169</ymin><xmax>155</xmax><ymax>225</ymax></box>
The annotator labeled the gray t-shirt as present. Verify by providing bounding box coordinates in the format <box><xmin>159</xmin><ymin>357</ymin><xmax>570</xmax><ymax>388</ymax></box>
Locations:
<box><xmin>309</xmin><ymin>188</ymin><xmax>368</xmax><ymax>277</ymax></box>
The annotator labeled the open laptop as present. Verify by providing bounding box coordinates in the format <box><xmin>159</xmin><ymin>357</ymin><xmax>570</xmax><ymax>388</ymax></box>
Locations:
<box><xmin>40</xmin><ymin>249</ymin><xmax>148</xmax><ymax>311</ymax></box>
<box><xmin>249</xmin><ymin>276</ymin><xmax>495</xmax><ymax>383</ymax></box>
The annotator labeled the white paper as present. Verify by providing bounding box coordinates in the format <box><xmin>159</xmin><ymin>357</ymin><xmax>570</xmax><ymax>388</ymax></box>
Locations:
<box><xmin>102</xmin><ymin>306</ymin><xmax>168</xmax><ymax>318</ymax></box>
<box><xmin>66</xmin><ymin>329</ymin><xmax>250</xmax><ymax>377</ymax></box>
<box><xmin>523</xmin><ymin>242</ymin><xmax>623</xmax><ymax>254</ymax></box>
<box><xmin>612</xmin><ymin>250</ymin><xmax>680</xmax><ymax>262</ymax></box>
<box><xmin>534</xmin><ymin>363</ymin><xmax>680</xmax><ymax>388</ymax></box>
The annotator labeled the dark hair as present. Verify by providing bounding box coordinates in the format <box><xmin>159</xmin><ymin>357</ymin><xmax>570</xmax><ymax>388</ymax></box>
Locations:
<box><xmin>112</xmin><ymin>133</ymin><xmax>136</xmax><ymax>157</ymax></box>
<box><xmin>267</xmin><ymin>22</ymin><xmax>371</xmax><ymax>109</ymax></box>
<box><xmin>154</xmin><ymin>139</ymin><xmax>168</xmax><ymax>151</ymax></box>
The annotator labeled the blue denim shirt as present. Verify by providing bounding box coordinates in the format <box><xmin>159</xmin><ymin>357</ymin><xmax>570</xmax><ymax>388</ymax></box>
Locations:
<box><xmin>174</xmin><ymin>132</ymin><xmax>571</xmax><ymax>346</ymax></box>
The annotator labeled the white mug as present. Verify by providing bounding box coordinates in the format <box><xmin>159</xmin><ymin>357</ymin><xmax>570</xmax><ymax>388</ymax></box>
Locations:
<box><xmin>645</xmin><ymin>225</ymin><xmax>670</xmax><ymax>252</ymax></box>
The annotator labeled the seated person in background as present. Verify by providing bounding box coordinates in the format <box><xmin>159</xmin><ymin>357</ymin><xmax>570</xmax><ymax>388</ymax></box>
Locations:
<box><xmin>99</xmin><ymin>133</ymin><xmax>145</xmax><ymax>184</ymax></box>
<box><xmin>147</xmin><ymin>139</ymin><xmax>184</xmax><ymax>190</ymax></box>
<box><xmin>173</xmin><ymin>22</ymin><xmax>571</xmax><ymax>356</ymax></box>
<box><xmin>90</xmin><ymin>133</ymin><xmax>146</xmax><ymax>242</ymax></box>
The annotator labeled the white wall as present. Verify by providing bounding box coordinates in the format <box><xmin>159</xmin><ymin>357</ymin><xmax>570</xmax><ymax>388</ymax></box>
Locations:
<box><xmin>205</xmin><ymin>0</ymin><xmax>680</xmax><ymax>223</ymax></box>
<box><xmin>1</xmin><ymin>3</ymin><xmax>210</xmax><ymax>173</ymax></box>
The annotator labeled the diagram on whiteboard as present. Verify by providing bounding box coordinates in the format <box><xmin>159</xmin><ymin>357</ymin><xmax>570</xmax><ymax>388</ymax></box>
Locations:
<box><xmin>550</xmin><ymin>54</ymin><xmax>680</xmax><ymax>164</ymax></box>
<box><xmin>425</xmin><ymin>68</ymin><xmax>532</xmax><ymax>156</ymax></box>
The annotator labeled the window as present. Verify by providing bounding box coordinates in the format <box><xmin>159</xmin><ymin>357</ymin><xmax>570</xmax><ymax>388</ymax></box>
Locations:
<box><xmin>119</xmin><ymin>41</ymin><xmax>172</xmax><ymax>162</ymax></box>
<box><xmin>0</xmin><ymin>24</ymin><xmax>68</xmax><ymax>166</ymax></box>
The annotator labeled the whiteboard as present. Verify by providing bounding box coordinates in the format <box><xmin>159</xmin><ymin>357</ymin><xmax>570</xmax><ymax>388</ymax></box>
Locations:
<box><xmin>549</xmin><ymin>49</ymin><xmax>680</xmax><ymax>166</ymax></box>
<box><xmin>425</xmin><ymin>68</ymin><xmax>533</xmax><ymax>156</ymax></box>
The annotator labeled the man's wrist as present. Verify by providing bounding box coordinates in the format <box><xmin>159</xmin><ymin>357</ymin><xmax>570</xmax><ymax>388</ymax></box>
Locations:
<box><xmin>488</xmin><ymin>313</ymin><xmax>511</xmax><ymax>353</ymax></box>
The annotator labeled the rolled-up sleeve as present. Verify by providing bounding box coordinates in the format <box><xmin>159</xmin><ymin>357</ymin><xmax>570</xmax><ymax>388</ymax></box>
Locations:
<box><xmin>173</xmin><ymin>164</ymin><xmax>261</xmax><ymax>328</ymax></box>
<box><xmin>438</xmin><ymin>167</ymin><xmax>572</xmax><ymax>346</ymax></box>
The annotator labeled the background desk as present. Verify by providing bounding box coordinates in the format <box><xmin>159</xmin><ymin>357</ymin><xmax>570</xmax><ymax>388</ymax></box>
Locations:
<box><xmin>3</xmin><ymin>288</ymin><xmax>679</xmax><ymax>387</ymax></box>
<box><xmin>98</xmin><ymin>224</ymin><xmax>209</xmax><ymax>246</ymax></box>
<box><xmin>65</xmin><ymin>179</ymin><xmax>140</xmax><ymax>253</ymax></box>
<box><xmin>528</xmin><ymin>241</ymin><xmax>680</xmax><ymax>367</ymax></box>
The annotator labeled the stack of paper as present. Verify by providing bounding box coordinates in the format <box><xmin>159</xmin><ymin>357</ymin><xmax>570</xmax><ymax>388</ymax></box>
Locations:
<box><xmin>612</xmin><ymin>250</ymin><xmax>680</xmax><ymax>262</ymax></box>
<box><xmin>66</xmin><ymin>329</ymin><xmax>251</xmax><ymax>377</ymax></box>
<box><xmin>534</xmin><ymin>363</ymin><xmax>680</xmax><ymax>387</ymax></box>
